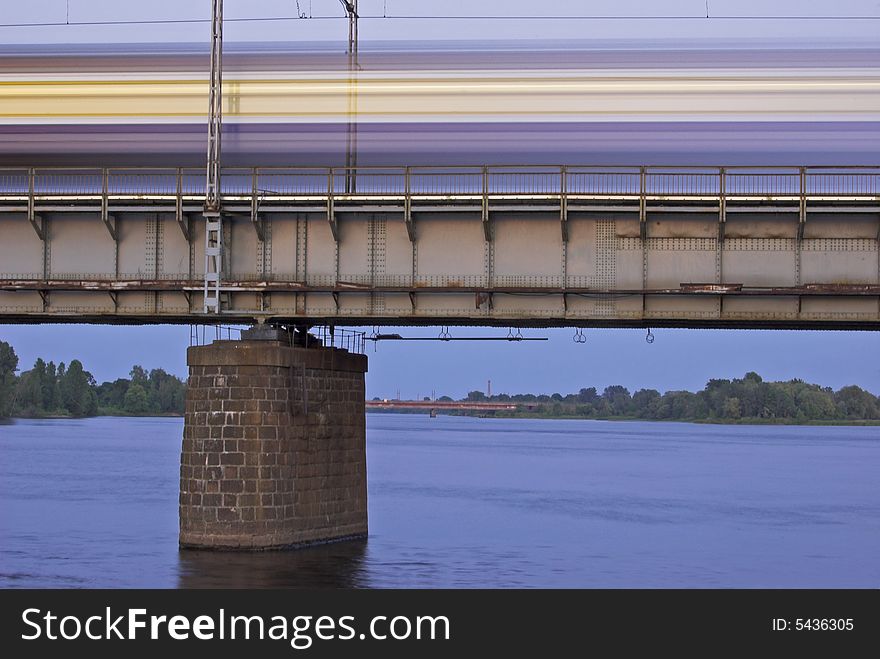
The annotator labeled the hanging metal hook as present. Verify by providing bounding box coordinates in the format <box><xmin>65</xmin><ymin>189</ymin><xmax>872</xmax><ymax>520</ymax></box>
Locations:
<box><xmin>645</xmin><ymin>328</ymin><xmax>655</xmax><ymax>344</ymax></box>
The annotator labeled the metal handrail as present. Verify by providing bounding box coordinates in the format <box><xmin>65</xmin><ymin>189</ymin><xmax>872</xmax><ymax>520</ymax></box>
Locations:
<box><xmin>1</xmin><ymin>165</ymin><xmax>877</xmax><ymax>198</ymax></box>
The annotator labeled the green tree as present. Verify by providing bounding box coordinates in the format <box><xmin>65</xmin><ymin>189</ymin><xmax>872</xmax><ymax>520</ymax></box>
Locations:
<box><xmin>59</xmin><ymin>360</ymin><xmax>98</xmax><ymax>417</ymax></box>
<box><xmin>795</xmin><ymin>387</ymin><xmax>837</xmax><ymax>420</ymax></box>
<box><xmin>723</xmin><ymin>397</ymin><xmax>742</xmax><ymax>419</ymax></box>
<box><xmin>14</xmin><ymin>369</ymin><xmax>42</xmax><ymax>416</ymax></box>
<box><xmin>54</xmin><ymin>362</ymin><xmax>66</xmax><ymax>412</ymax></box>
<box><xmin>147</xmin><ymin>368</ymin><xmax>186</xmax><ymax>414</ymax></box>
<box><xmin>0</xmin><ymin>340</ymin><xmax>19</xmax><ymax>418</ymax></box>
<box><xmin>602</xmin><ymin>385</ymin><xmax>632</xmax><ymax>416</ymax></box>
<box><xmin>14</xmin><ymin>357</ymin><xmax>66</xmax><ymax>416</ymax></box>
<box><xmin>591</xmin><ymin>397</ymin><xmax>611</xmax><ymax>417</ymax></box>
<box><xmin>577</xmin><ymin>387</ymin><xmax>599</xmax><ymax>404</ymax></box>
<box><xmin>123</xmin><ymin>383</ymin><xmax>150</xmax><ymax>415</ymax></box>
<box><xmin>43</xmin><ymin>361</ymin><xmax>58</xmax><ymax>411</ymax></box>
<box><xmin>835</xmin><ymin>385</ymin><xmax>879</xmax><ymax>419</ymax></box>
<box><xmin>632</xmin><ymin>389</ymin><xmax>661</xmax><ymax>418</ymax></box>
<box><xmin>700</xmin><ymin>378</ymin><xmax>732</xmax><ymax>418</ymax></box>
<box><xmin>25</xmin><ymin>358</ymin><xmax>48</xmax><ymax>408</ymax></box>
<box><xmin>96</xmin><ymin>378</ymin><xmax>130</xmax><ymax>411</ymax></box>
<box><xmin>574</xmin><ymin>403</ymin><xmax>594</xmax><ymax>417</ymax></box>
<box><xmin>768</xmin><ymin>386</ymin><xmax>797</xmax><ymax>418</ymax></box>
<box><xmin>130</xmin><ymin>365</ymin><xmax>149</xmax><ymax>384</ymax></box>
<box><xmin>656</xmin><ymin>390</ymin><xmax>699</xmax><ymax>419</ymax></box>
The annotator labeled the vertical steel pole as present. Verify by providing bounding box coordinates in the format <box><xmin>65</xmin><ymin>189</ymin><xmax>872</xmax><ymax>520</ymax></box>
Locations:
<box><xmin>204</xmin><ymin>0</ymin><xmax>223</xmax><ymax>313</ymax></box>
<box><xmin>341</xmin><ymin>1</ymin><xmax>358</xmax><ymax>193</ymax></box>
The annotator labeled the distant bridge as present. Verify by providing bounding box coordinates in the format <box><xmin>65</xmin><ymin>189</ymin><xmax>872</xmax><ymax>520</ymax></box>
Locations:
<box><xmin>366</xmin><ymin>400</ymin><xmax>518</xmax><ymax>413</ymax></box>
<box><xmin>1</xmin><ymin>164</ymin><xmax>878</xmax><ymax>329</ymax></box>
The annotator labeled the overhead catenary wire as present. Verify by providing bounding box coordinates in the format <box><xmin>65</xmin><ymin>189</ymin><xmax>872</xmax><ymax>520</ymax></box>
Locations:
<box><xmin>3</xmin><ymin>14</ymin><xmax>880</xmax><ymax>28</ymax></box>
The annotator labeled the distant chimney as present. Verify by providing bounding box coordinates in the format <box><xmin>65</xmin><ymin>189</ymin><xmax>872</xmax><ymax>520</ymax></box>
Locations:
<box><xmin>487</xmin><ymin>379</ymin><xmax>492</xmax><ymax>397</ymax></box>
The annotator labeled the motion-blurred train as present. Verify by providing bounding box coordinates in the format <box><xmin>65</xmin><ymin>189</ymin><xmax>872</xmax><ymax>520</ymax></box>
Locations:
<box><xmin>1</xmin><ymin>43</ymin><xmax>879</xmax><ymax>166</ymax></box>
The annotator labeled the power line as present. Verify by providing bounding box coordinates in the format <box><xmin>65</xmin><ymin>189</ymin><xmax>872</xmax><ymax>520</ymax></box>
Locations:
<box><xmin>2</xmin><ymin>14</ymin><xmax>880</xmax><ymax>28</ymax></box>
<box><xmin>344</xmin><ymin>15</ymin><xmax>880</xmax><ymax>20</ymax></box>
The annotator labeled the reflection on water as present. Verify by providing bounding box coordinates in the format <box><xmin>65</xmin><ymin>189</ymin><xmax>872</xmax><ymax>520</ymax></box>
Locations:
<box><xmin>1</xmin><ymin>415</ymin><xmax>878</xmax><ymax>588</ymax></box>
<box><xmin>178</xmin><ymin>540</ymin><xmax>368</xmax><ymax>589</ymax></box>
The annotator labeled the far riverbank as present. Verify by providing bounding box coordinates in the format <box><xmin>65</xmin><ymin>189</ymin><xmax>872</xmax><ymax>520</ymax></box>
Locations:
<box><xmin>369</xmin><ymin>409</ymin><xmax>880</xmax><ymax>426</ymax></box>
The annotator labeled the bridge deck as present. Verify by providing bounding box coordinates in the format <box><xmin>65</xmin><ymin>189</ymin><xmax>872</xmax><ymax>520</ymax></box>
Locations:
<box><xmin>0</xmin><ymin>165</ymin><xmax>878</xmax><ymax>328</ymax></box>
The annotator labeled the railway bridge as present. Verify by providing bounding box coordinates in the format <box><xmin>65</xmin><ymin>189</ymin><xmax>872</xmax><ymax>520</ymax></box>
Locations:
<box><xmin>2</xmin><ymin>162</ymin><xmax>879</xmax><ymax>552</ymax></box>
<box><xmin>2</xmin><ymin>164</ymin><xmax>878</xmax><ymax>329</ymax></box>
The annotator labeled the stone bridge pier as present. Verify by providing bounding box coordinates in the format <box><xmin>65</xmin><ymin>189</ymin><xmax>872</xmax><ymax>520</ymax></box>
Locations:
<box><xmin>179</xmin><ymin>328</ymin><xmax>368</xmax><ymax>550</ymax></box>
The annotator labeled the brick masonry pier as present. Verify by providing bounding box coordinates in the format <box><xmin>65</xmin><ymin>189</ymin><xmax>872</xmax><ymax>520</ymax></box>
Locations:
<box><xmin>179</xmin><ymin>334</ymin><xmax>368</xmax><ymax>550</ymax></box>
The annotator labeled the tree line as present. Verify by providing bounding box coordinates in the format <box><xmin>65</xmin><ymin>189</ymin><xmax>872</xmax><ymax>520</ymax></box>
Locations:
<box><xmin>3</xmin><ymin>338</ymin><xmax>879</xmax><ymax>423</ymax></box>
<box><xmin>450</xmin><ymin>371</ymin><xmax>880</xmax><ymax>422</ymax></box>
<box><xmin>0</xmin><ymin>340</ymin><xmax>185</xmax><ymax>418</ymax></box>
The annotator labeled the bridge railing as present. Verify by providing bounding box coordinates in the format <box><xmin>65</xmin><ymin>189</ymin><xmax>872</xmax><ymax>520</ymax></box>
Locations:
<box><xmin>215</xmin><ymin>169</ymin><xmax>246</xmax><ymax>196</ymax></box>
<box><xmin>725</xmin><ymin>168</ymin><xmax>802</xmax><ymax>197</ymax></box>
<box><xmin>805</xmin><ymin>168</ymin><xmax>880</xmax><ymax>197</ymax></box>
<box><xmin>408</xmin><ymin>167</ymin><xmax>483</xmax><ymax>196</ymax></box>
<box><xmin>645</xmin><ymin>169</ymin><xmax>721</xmax><ymax>196</ymax></box>
<box><xmin>330</xmin><ymin>168</ymin><xmax>407</xmax><ymax>196</ymax></box>
<box><xmin>255</xmin><ymin>168</ymin><xmax>330</xmax><ymax>196</ymax></box>
<box><xmin>33</xmin><ymin>168</ymin><xmax>104</xmax><ymax>196</ymax></box>
<box><xmin>566</xmin><ymin>167</ymin><xmax>641</xmax><ymax>196</ymax></box>
<box><xmin>180</xmin><ymin>169</ymin><xmax>205</xmax><ymax>196</ymax></box>
<box><xmin>310</xmin><ymin>326</ymin><xmax>367</xmax><ymax>354</ymax></box>
<box><xmin>0</xmin><ymin>168</ymin><xmax>29</xmax><ymax>196</ymax></box>
<box><xmin>107</xmin><ymin>169</ymin><xmax>180</xmax><ymax>196</ymax></box>
<box><xmin>2</xmin><ymin>166</ymin><xmax>878</xmax><ymax>200</ymax></box>
<box><xmin>487</xmin><ymin>167</ymin><xmax>563</xmax><ymax>196</ymax></box>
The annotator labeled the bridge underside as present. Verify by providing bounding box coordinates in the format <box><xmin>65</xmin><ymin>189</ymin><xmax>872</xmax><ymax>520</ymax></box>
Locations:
<box><xmin>1</xmin><ymin>170</ymin><xmax>879</xmax><ymax>330</ymax></box>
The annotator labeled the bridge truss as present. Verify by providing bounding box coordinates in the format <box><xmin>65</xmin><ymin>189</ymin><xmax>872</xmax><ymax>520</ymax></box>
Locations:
<box><xmin>0</xmin><ymin>165</ymin><xmax>878</xmax><ymax>329</ymax></box>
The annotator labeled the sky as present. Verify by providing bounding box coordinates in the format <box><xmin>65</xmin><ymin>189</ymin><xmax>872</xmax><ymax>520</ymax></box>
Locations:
<box><xmin>2</xmin><ymin>0</ymin><xmax>880</xmax><ymax>46</ymax></box>
<box><xmin>1</xmin><ymin>324</ymin><xmax>878</xmax><ymax>399</ymax></box>
<box><xmin>1</xmin><ymin>0</ymin><xmax>879</xmax><ymax>398</ymax></box>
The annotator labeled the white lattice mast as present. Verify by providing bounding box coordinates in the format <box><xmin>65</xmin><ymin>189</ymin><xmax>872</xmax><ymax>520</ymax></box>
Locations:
<box><xmin>203</xmin><ymin>0</ymin><xmax>223</xmax><ymax>313</ymax></box>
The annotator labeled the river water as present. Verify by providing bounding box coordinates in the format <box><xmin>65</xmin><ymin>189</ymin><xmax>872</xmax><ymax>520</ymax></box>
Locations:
<box><xmin>0</xmin><ymin>415</ymin><xmax>877</xmax><ymax>588</ymax></box>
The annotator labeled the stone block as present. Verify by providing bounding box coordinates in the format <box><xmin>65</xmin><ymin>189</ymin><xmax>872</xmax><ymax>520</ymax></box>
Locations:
<box><xmin>180</xmin><ymin>341</ymin><xmax>367</xmax><ymax>550</ymax></box>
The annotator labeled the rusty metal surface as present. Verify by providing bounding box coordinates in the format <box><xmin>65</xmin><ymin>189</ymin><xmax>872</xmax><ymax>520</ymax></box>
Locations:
<box><xmin>0</xmin><ymin>163</ymin><xmax>878</xmax><ymax>328</ymax></box>
<box><xmin>2</xmin><ymin>279</ymin><xmax>879</xmax><ymax>296</ymax></box>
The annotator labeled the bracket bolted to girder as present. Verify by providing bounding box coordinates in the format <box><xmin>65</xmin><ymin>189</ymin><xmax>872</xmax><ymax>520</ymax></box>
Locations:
<box><xmin>327</xmin><ymin>175</ymin><xmax>338</xmax><ymax>242</ymax></box>
<box><xmin>481</xmin><ymin>166</ymin><xmax>492</xmax><ymax>242</ymax></box>
<box><xmin>560</xmin><ymin>165</ymin><xmax>569</xmax><ymax>242</ymax></box>
<box><xmin>100</xmin><ymin>169</ymin><xmax>117</xmax><ymax>242</ymax></box>
<box><xmin>797</xmin><ymin>166</ymin><xmax>808</xmax><ymax>240</ymax></box>
<box><xmin>404</xmin><ymin>166</ymin><xmax>415</xmax><ymax>242</ymax></box>
<box><xmin>26</xmin><ymin>168</ymin><xmax>45</xmax><ymax>241</ymax></box>
<box><xmin>250</xmin><ymin>170</ymin><xmax>267</xmax><ymax>242</ymax></box>
<box><xmin>175</xmin><ymin>168</ymin><xmax>192</xmax><ymax>242</ymax></box>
